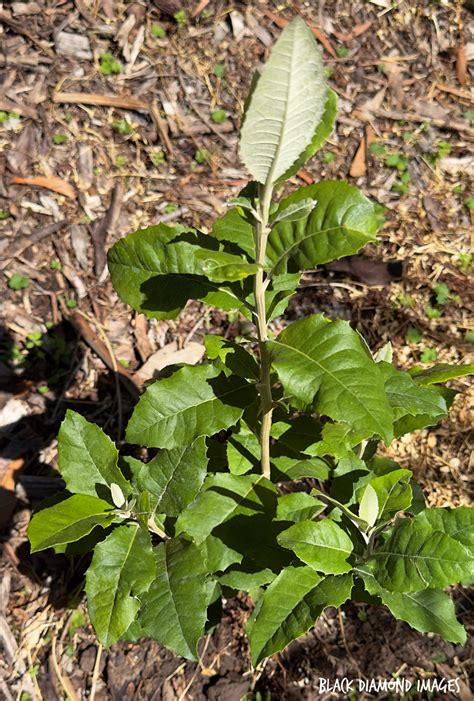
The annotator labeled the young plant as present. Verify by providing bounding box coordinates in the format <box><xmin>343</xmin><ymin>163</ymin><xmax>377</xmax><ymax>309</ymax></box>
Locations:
<box><xmin>28</xmin><ymin>18</ymin><xmax>474</xmax><ymax>666</ymax></box>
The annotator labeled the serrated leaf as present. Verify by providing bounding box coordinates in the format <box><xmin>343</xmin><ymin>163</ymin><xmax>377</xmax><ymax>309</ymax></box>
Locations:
<box><xmin>126</xmin><ymin>365</ymin><xmax>254</xmax><ymax>449</ymax></box>
<box><xmin>381</xmin><ymin>363</ymin><xmax>447</xmax><ymax>425</ymax></box>
<box><xmin>368</xmin><ymin>518</ymin><xmax>474</xmax><ymax>592</ymax></box>
<box><xmin>247</xmin><ymin>568</ymin><xmax>353</xmax><ymax>665</ymax></box>
<box><xmin>140</xmin><ymin>539</ymin><xmax>212</xmax><ymax>660</ymax></box>
<box><xmin>130</xmin><ymin>437</ymin><xmax>208</xmax><ymax>516</ymax></box>
<box><xmin>176</xmin><ymin>473</ymin><xmax>276</xmax><ymax>545</ymax></box>
<box><xmin>415</xmin><ymin>507</ymin><xmax>474</xmax><ymax>548</ymax></box>
<box><xmin>358</xmin><ymin>484</ymin><xmax>378</xmax><ymax>527</ymax></box>
<box><xmin>58</xmin><ymin>410</ymin><xmax>130</xmax><ymax>499</ymax></box>
<box><xmin>278</xmin><ymin>519</ymin><xmax>353</xmax><ymax>574</ymax></box>
<box><xmin>366</xmin><ymin>469</ymin><xmax>412</xmax><ymax>521</ymax></box>
<box><xmin>212</xmin><ymin>208</ymin><xmax>255</xmax><ymax>259</ymax></box>
<box><xmin>204</xmin><ymin>336</ymin><xmax>259</xmax><ymax>380</ymax></box>
<box><xmin>219</xmin><ymin>568</ymin><xmax>276</xmax><ymax>591</ymax></box>
<box><xmin>86</xmin><ymin>524</ymin><xmax>155</xmax><ymax>647</ymax></box>
<box><xmin>28</xmin><ymin>494</ymin><xmax>116</xmax><ymax>552</ymax></box>
<box><xmin>410</xmin><ymin>363</ymin><xmax>474</xmax><ymax>385</ymax></box>
<box><xmin>227</xmin><ymin>424</ymin><xmax>260</xmax><ymax>475</ymax></box>
<box><xmin>362</xmin><ymin>572</ymin><xmax>467</xmax><ymax>644</ymax></box>
<box><xmin>108</xmin><ymin>224</ymin><xmax>248</xmax><ymax>320</ymax></box>
<box><xmin>266</xmin><ymin>182</ymin><xmax>377</xmax><ymax>276</ymax></box>
<box><xmin>269</xmin><ymin>315</ymin><xmax>393</xmax><ymax>443</ymax></box>
<box><xmin>198</xmin><ymin>535</ymin><xmax>243</xmax><ymax>574</ymax></box>
<box><xmin>239</xmin><ymin>16</ymin><xmax>327</xmax><ymax>185</ymax></box>
<box><xmin>275</xmin><ymin>492</ymin><xmax>325</xmax><ymax>523</ymax></box>
<box><xmin>276</xmin><ymin>88</ymin><xmax>338</xmax><ymax>183</ymax></box>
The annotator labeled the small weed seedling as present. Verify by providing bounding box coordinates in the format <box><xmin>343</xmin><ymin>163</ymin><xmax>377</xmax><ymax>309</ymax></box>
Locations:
<box><xmin>29</xmin><ymin>18</ymin><xmax>474</xmax><ymax>666</ymax></box>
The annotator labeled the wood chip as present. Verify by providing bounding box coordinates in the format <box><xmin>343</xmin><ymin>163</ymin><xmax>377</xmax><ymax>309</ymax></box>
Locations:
<box><xmin>10</xmin><ymin>175</ymin><xmax>76</xmax><ymax>199</ymax></box>
<box><xmin>55</xmin><ymin>31</ymin><xmax>92</xmax><ymax>60</ymax></box>
<box><xmin>456</xmin><ymin>46</ymin><xmax>467</xmax><ymax>87</ymax></box>
<box><xmin>135</xmin><ymin>341</ymin><xmax>204</xmax><ymax>383</ymax></box>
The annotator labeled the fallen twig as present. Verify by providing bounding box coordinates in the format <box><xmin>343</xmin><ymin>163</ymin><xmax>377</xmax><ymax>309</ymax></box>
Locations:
<box><xmin>68</xmin><ymin>310</ymin><xmax>140</xmax><ymax>401</ymax></box>
<box><xmin>355</xmin><ymin>108</ymin><xmax>474</xmax><ymax>137</ymax></box>
<box><xmin>52</xmin><ymin>91</ymin><xmax>149</xmax><ymax>111</ymax></box>
<box><xmin>435</xmin><ymin>83</ymin><xmax>474</xmax><ymax>103</ymax></box>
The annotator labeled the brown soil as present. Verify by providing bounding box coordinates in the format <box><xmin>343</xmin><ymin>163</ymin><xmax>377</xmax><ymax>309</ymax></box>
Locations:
<box><xmin>0</xmin><ymin>1</ymin><xmax>473</xmax><ymax>699</ymax></box>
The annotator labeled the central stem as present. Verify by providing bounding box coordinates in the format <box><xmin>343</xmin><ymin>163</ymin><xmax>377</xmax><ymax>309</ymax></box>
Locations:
<box><xmin>254</xmin><ymin>183</ymin><xmax>273</xmax><ymax>480</ymax></box>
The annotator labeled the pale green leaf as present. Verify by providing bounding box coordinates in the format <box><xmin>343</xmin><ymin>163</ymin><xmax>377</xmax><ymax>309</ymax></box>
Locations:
<box><xmin>239</xmin><ymin>16</ymin><xmax>327</xmax><ymax>185</ymax></box>
<box><xmin>218</xmin><ymin>568</ymin><xmax>276</xmax><ymax>591</ymax></box>
<box><xmin>28</xmin><ymin>494</ymin><xmax>116</xmax><ymax>552</ymax></box>
<box><xmin>140</xmin><ymin>539</ymin><xmax>212</xmax><ymax>660</ymax></box>
<box><xmin>367</xmin><ymin>469</ymin><xmax>412</xmax><ymax>521</ymax></box>
<box><xmin>266</xmin><ymin>182</ymin><xmax>377</xmax><ymax>276</ymax></box>
<box><xmin>269</xmin><ymin>315</ymin><xmax>394</xmax><ymax>443</ymax></box>
<box><xmin>247</xmin><ymin>568</ymin><xmax>353</xmax><ymax>665</ymax></box>
<box><xmin>278</xmin><ymin>519</ymin><xmax>353</xmax><ymax>574</ymax></box>
<box><xmin>126</xmin><ymin>365</ymin><xmax>254</xmax><ymax>449</ymax></box>
<box><xmin>358</xmin><ymin>484</ymin><xmax>379</xmax><ymax>527</ymax></box>
<box><xmin>271</xmin><ymin>198</ymin><xmax>316</xmax><ymax>224</ymax></box>
<box><xmin>86</xmin><ymin>524</ymin><xmax>155</xmax><ymax>647</ymax></box>
<box><xmin>204</xmin><ymin>336</ymin><xmax>259</xmax><ymax>380</ymax></box>
<box><xmin>58</xmin><ymin>410</ymin><xmax>130</xmax><ymax>499</ymax></box>
<box><xmin>276</xmin><ymin>88</ymin><xmax>338</xmax><ymax>183</ymax></box>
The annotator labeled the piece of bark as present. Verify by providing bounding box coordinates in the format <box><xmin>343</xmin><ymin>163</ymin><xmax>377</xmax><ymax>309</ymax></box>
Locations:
<box><xmin>134</xmin><ymin>314</ymin><xmax>153</xmax><ymax>363</ymax></box>
<box><xmin>55</xmin><ymin>32</ymin><xmax>92</xmax><ymax>60</ymax></box>
<box><xmin>456</xmin><ymin>46</ymin><xmax>467</xmax><ymax>87</ymax></box>
<box><xmin>0</xmin><ymin>10</ymin><xmax>55</xmax><ymax>57</ymax></box>
<box><xmin>6</xmin><ymin>123</ymin><xmax>38</xmax><ymax>174</ymax></box>
<box><xmin>11</xmin><ymin>175</ymin><xmax>76</xmax><ymax>199</ymax></box>
<box><xmin>90</xmin><ymin>182</ymin><xmax>124</xmax><ymax>277</ymax></box>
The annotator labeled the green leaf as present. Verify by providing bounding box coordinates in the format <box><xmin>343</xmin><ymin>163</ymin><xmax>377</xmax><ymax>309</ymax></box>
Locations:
<box><xmin>130</xmin><ymin>438</ymin><xmax>208</xmax><ymax>516</ymax></box>
<box><xmin>86</xmin><ymin>524</ymin><xmax>155</xmax><ymax>647</ymax></box>
<box><xmin>368</xmin><ymin>518</ymin><xmax>474</xmax><ymax>592</ymax></box>
<box><xmin>358</xmin><ymin>484</ymin><xmax>378</xmax><ymax>527</ymax></box>
<box><xmin>126</xmin><ymin>365</ymin><xmax>254</xmax><ymax>449</ymax></box>
<box><xmin>362</xmin><ymin>573</ymin><xmax>467</xmax><ymax>644</ymax></box>
<box><xmin>266</xmin><ymin>182</ymin><xmax>377</xmax><ymax>276</ymax></box>
<box><xmin>218</xmin><ymin>568</ymin><xmax>276</xmax><ymax>591</ymax></box>
<box><xmin>193</xmin><ymin>248</ymin><xmax>259</xmax><ymax>282</ymax></box>
<box><xmin>212</xmin><ymin>208</ymin><xmax>255</xmax><ymax>259</ymax></box>
<box><xmin>415</xmin><ymin>507</ymin><xmax>474</xmax><ymax>549</ymax></box>
<box><xmin>198</xmin><ymin>535</ymin><xmax>242</xmax><ymax>574</ymax></box>
<box><xmin>108</xmin><ymin>224</ymin><xmax>247</xmax><ymax>319</ymax></box>
<box><xmin>227</xmin><ymin>424</ymin><xmax>260</xmax><ymax>475</ymax></box>
<box><xmin>365</xmin><ymin>469</ymin><xmax>412</xmax><ymax>521</ymax></box>
<box><xmin>176</xmin><ymin>473</ymin><xmax>276</xmax><ymax>545</ymax></box>
<box><xmin>247</xmin><ymin>568</ymin><xmax>353</xmax><ymax>665</ymax></box>
<box><xmin>58</xmin><ymin>410</ymin><xmax>130</xmax><ymax>499</ymax></box>
<box><xmin>275</xmin><ymin>492</ymin><xmax>325</xmax><ymax>523</ymax></box>
<box><xmin>271</xmin><ymin>198</ymin><xmax>316</xmax><ymax>224</ymax></box>
<box><xmin>269</xmin><ymin>315</ymin><xmax>393</xmax><ymax>443</ymax></box>
<box><xmin>278</xmin><ymin>519</ymin><xmax>353</xmax><ymax>574</ymax></box>
<box><xmin>381</xmin><ymin>363</ymin><xmax>447</xmax><ymax>427</ymax></box>
<box><xmin>410</xmin><ymin>363</ymin><xmax>474</xmax><ymax>385</ymax></box>
<box><xmin>204</xmin><ymin>336</ymin><xmax>259</xmax><ymax>380</ymax></box>
<box><xmin>140</xmin><ymin>539</ymin><xmax>212</xmax><ymax>660</ymax></box>
<box><xmin>239</xmin><ymin>16</ymin><xmax>327</xmax><ymax>185</ymax></box>
<box><xmin>28</xmin><ymin>494</ymin><xmax>116</xmax><ymax>552</ymax></box>
<box><xmin>276</xmin><ymin>88</ymin><xmax>338</xmax><ymax>183</ymax></box>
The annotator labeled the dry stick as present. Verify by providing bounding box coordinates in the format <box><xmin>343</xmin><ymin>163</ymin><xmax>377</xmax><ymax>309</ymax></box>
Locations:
<box><xmin>435</xmin><ymin>82</ymin><xmax>474</xmax><ymax>103</ymax></box>
<box><xmin>67</xmin><ymin>310</ymin><xmax>140</xmax><ymax>402</ymax></box>
<box><xmin>89</xmin><ymin>642</ymin><xmax>103</xmax><ymax>701</ymax></box>
<box><xmin>52</xmin><ymin>91</ymin><xmax>149</xmax><ymax>111</ymax></box>
<box><xmin>356</xmin><ymin>108</ymin><xmax>474</xmax><ymax>137</ymax></box>
<box><xmin>51</xmin><ymin>635</ymin><xmax>80</xmax><ymax>701</ymax></box>
<box><xmin>150</xmin><ymin>99</ymin><xmax>174</xmax><ymax>155</ymax></box>
<box><xmin>0</xmin><ymin>219</ymin><xmax>69</xmax><ymax>270</ymax></box>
